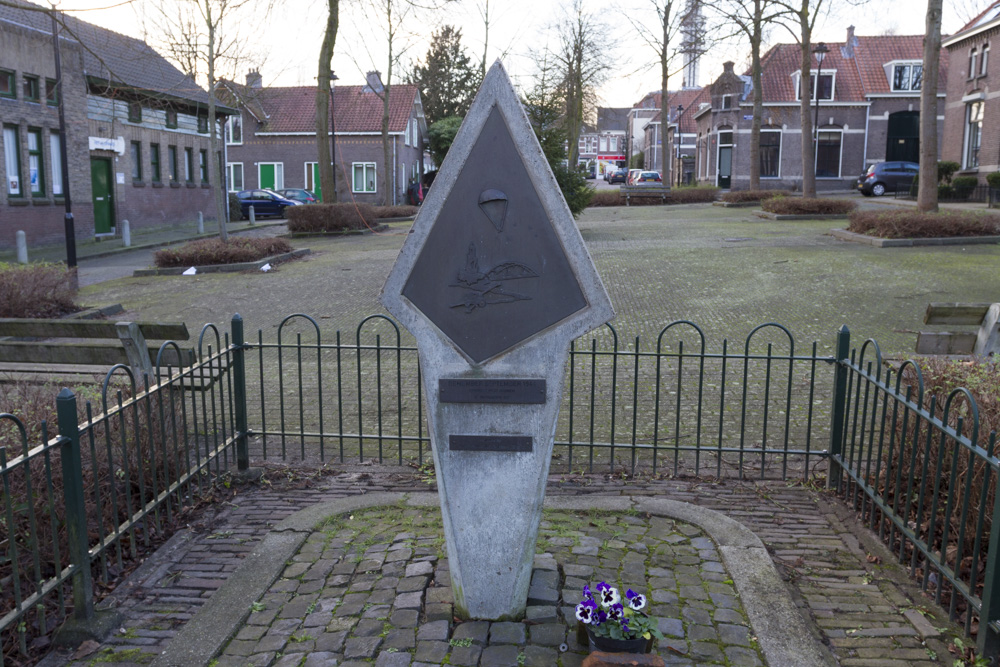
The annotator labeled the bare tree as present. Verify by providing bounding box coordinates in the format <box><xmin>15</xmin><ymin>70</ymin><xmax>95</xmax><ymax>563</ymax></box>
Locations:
<box><xmin>552</xmin><ymin>0</ymin><xmax>609</xmax><ymax>168</ymax></box>
<box><xmin>774</xmin><ymin>0</ymin><xmax>830</xmax><ymax>198</ymax></box>
<box><xmin>707</xmin><ymin>0</ymin><xmax>787</xmax><ymax>190</ymax></box>
<box><xmin>316</xmin><ymin>0</ymin><xmax>339</xmax><ymax>203</ymax></box>
<box><xmin>146</xmin><ymin>0</ymin><xmax>276</xmax><ymax>240</ymax></box>
<box><xmin>626</xmin><ymin>0</ymin><xmax>708</xmax><ymax>184</ymax></box>
<box><xmin>918</xmin><ymin>0</ymin><xmax>943</xmax><ymax>213</ymax></box>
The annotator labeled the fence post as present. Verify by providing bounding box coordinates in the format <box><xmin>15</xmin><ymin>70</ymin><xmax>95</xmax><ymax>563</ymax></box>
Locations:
<box><xmin>231</xmin><ymin>314</ymin><xmax>249</xmax><ymax>471</ymax></box>
<box><xmin>978</xmin><ymin>479</ymin><xmax>1000</xmax><ymax>659</ymax></box>
<box><xmin>52</xmin><ymin>389</ymin><xmax>121</xmax><ymax>646</ymax></box>
<box><xmin>827</xmin><ymin>325</ymin><xmax>851</xmax><ymax>491</ymax></box>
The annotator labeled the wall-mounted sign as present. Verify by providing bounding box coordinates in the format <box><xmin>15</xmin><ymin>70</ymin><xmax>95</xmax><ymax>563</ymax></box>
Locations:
<box><xmin>88</xmin><ymin>136</ymin><xmax>125</xmax><ymax>155</ymax></box>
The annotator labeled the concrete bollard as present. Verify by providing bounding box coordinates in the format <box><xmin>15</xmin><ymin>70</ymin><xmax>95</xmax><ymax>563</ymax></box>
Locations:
<box><xmin>197</xmin><ymin>211</ymin><xmax>204</xmax><ymax>234</ymax></box>
<box><xmin>16</xmin><ymin>230</ymin><xmax>27</xmax><ymax>264</ymax></box>
<box><xmin>122</xmin><ymin>220</ymin><xmax>131</xmax><ymax>247</ymax></box>
<box><xmin>249</xmin><ymin>205</ymin><xmax>255</xmax><ymax>225</ymax></box>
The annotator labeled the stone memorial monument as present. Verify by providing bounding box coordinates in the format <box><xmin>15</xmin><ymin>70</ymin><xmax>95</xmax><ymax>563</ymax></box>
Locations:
<box><xmin>381</xmin><ymin>61</ymin><xmax>614</xmax><ymax>620</ymax></box>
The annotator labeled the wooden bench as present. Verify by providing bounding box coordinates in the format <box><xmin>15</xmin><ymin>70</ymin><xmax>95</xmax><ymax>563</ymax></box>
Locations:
<box><xmin>0</xmin><ymin>319</ymin><xmax>207</xmax><ymax>387</ymax></box>
<box><xmin>620</xmin><ymin>184</ymin><xmax>671</xmax><ymax>206</ymax></box>
<box><xmin>915</xmin><ymin>302</ymin><xmax>1000</xmax><ymax>357</ymax></box>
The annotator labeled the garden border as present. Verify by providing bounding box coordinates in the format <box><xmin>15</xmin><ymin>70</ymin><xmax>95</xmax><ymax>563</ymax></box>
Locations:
<box><xmin>132</xmin><ymin>249</ymin><xmax>311</xmax><ymax>276</ymax></box>
<box><xmin>830</xmin><ymin>228</ymin><xmax>1000</xmax><ymax>247</ymax></box>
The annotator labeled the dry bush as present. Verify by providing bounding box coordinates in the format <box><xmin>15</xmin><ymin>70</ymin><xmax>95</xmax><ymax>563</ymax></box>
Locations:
<box><xmin>847</xmin><ymin>209</ymin><xmax>1000</xmax><ymax>239</ymax></box>
<box><xmin>865</xmin><ymin>358</ymin><xmax>998</xmax><ymax>630</ymax></box>
<box><xmin>586</xmin><ymin>187</ymin><xmax>719</xmax><ymax>208</ymax></box>
<box><xmin>153</xmin><ymin>237</ymin><xmax>292</xmax><ymax>267</ymax></box>
<box><xmin>0</xmin><ymin>379</ymin><xmax>200</xmax><ymax>663</ymax></box>
<box><xmin>0</xmin><ymin>263</ymin><xmax>79</xmax><ymax>318</ymax></box>
<box><xmin>761</xmin><ymin>197</ymin><xmax>856</xmax><ymax>215</ymax></box>
<box><xmin>286</xmin><ymin>203</ymin><xmax>377</xmax><ymax>233</ymax></box>
<box><xmin>720</xmin><ymin>189</ymin><xmax>788</xmax><ymax>204</ymax></box>
<box><xmin>670</xmin><ymin>186</ymin><xmax>720</xmax><ymax>204</ymax></box>
<box><xmin>587</xmin><ymin>190</ymin><xmax>624</xmax><ymax>207</ymax></box>
<box><xmin>372</xmin><ymin>205</ymin><xmax>418</xmax><ymax>219</ymax></box>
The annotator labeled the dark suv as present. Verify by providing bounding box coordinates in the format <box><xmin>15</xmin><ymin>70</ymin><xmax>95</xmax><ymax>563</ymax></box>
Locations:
<box><xmin>608</xmin><ymin>168</ymin><xmax>628</xmax><ymax>184</ymax></box>
<box><xmin>857</xmin><ymin>161</ymin><xmax>919</xmax><ymax>196</ymax></box>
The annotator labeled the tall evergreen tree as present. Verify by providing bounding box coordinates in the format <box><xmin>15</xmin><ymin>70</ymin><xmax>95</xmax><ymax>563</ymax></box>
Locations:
<box><xmin>410</xmin><ymin>25</ymin><xmax>480</xmax><ymax>125</ymax></box>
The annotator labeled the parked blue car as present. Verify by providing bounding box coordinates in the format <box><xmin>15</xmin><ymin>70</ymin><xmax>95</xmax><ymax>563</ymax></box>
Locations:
<box><xmin>236</xmin><ymin>189</ymin><xmax>301</xmax><ymax>219</ymax></box>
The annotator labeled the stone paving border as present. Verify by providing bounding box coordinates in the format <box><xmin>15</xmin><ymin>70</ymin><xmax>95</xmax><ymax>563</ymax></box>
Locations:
<box><xmin>755</xmin><ymin>212</ymin><xmax>850</xmax><ymax>221</ymax></box>
<box><xmin>152</xmin><ymin>492</ymin><xmax>835</xmax><ymax>667</ymax></box>
<box><xmin>830</xmin><ymin>228</ymin><xmax>1000</xmax><ymax>247</ymax></box>
<box><xmin>132</xmin><ymin>249</ymin><xmax>311</xmax><ymax>276</ymax></box>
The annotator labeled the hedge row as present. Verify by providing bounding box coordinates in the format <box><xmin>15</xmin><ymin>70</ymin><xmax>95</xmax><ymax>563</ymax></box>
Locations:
<box><xmin>847</xmin><ymin>209</ymin><xmax>1000</xmax><ymax>239</ymax></box>
<box><xmin>153</xmin><ymin>237</ymin><xmax>293</xmax><ymax>267</ymax></box>
<box><xmin>587</xmin><ymin>186</ymin><xmax>719</xmax><ymax>207</ymax></box>
<box><xmin>761</xmin><ymin>197</ymin><xmax>856</xmax><ymax>215</ymax></box>
<box><xmin>720</xmin><ymin>189</ymin><xmax>789</xmax><ymax>204</ymax></box>
<box><xmin>286</xmin><ymin>203</ymin><xmax>417</xmax><ymax>233</ymax></box>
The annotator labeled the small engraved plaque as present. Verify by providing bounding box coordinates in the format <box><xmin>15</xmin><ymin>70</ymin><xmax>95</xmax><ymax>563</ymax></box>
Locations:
<box><xmin>439</xmin><ymin>379</ymin><xmax>546</xmax><ymax>404</ymax></box>
<box><xmin>449</xmin><ymin>435</ymin><xmax>533</xmax><ymax>452</ymax></box>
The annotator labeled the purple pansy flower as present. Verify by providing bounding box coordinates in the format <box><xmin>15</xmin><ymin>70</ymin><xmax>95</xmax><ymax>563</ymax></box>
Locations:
<box><xmin>582</xmin><ymin>584</ymin><xmax>593</xmax><ymax>601</ymax></box>
<box><xmin>607</xmin><ymin>602</ymin><xmax>625</xmax><ymax>621</ymax></box>
<box><xmin>596</xmin><ymin>582</ymin><xmax>620</xmax><ymax>607</ymax></box>
<box><xmin>626</xmin><ymin>588</ymin><xmax>647</xmax><ymax>611</ymax></box>
<box><xmin>575</xmin><ymin>598</ymin><xmax>598</xmax><ymax>624</ymax></box>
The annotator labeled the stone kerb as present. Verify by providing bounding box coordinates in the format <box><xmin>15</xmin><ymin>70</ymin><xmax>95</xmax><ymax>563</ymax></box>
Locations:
<box><xmin>379</xmin><ymin>60</ymin><xmax>614</xmax><ymax>621</ymax></box>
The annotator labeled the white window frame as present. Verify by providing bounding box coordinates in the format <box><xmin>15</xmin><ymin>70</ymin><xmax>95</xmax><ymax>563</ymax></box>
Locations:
<box><xmin>963</xmin><ymin>101</ymin><xmax>983</xmax><ymax>169</ymax></box>
<box><xmin>983</xmin><ymin>43</ymin><xmax>990</xmax><ymax>76</ymax></box>
<box><xmin>304</xmin><ymin>161</ymin><xmax>319</xmax><ymax>191</ymax></box>
<box><xmin>889</xmin><ymin>62</ymin><xmax>923</xmax><ymax>92</ymax></box>
<box><xmin>794</xmin><ymin>70</ymin><xmax>836</xmax><ymax>101</ymax></box>
<box><xmin>225</xmin><ymin>115</ymin><xmax>242</xmax><ymax>145</ymax></box>
<box><xmin>815</xmin><ymin>129</ymin><xmax>844</xmax><ymax>179</ymax></box>
<box><xmin>257</xmin><ymin>161</ymin><xmax>284</xmax><ymax>190</ymax></box>
<box><xmin>4</xmin><ymin>125</ymin><xmax>21</xmax><ymax>196</ymax></box>
<box><xmin>404</xmin><ymin>118</ymin><xmax>411</xmax><ymax>146</ymax></box>
<box><xmin>352</xmin><ymin>162</ymin><xmax>376</xmax><ymax>193</ymax></box>
<box><xmin>49</xmin><ymin>132</ymin><xmax>62</xmax><ymax>196</ymax></box>
<box><xmin>226</xmin><ymin>162</ymin><xmax>244</xmax><ymax>192</ymax></box>
<box><xmin>970</xmin><ymin>47</ymin><xmax>978</xmax><ymax>78</ymax></box>
<box><xmin>759</xmin><ymin>129</ymin><xmax>782</xmax><ymax>179</ymax></box>
<box><xmin>722</xmin><ymin>94</ymin><xmax>734</xmax><ymax>110</ymax></box>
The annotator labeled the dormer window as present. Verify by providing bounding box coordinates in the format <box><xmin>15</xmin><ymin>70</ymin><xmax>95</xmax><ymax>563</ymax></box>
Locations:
<box><xmin>795</xmin><ymin>71</ymin><xmax>835</xmax><ymax>101</ymax></box>
<box><xmin>891</xmin><ymin>63</ymin><xmax>922</xmax><ymax>91</ymax></box>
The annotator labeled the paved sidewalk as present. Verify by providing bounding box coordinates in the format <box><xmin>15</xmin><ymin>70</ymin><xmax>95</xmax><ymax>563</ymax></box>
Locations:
<box><xmin>38</xmin><ymin>469</ymin><xmax>958</xmax><ymax>667</ymax></box>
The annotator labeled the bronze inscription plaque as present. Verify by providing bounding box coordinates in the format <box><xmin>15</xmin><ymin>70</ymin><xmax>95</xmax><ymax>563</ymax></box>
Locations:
<box><xmin>449</xmin><ymin>435</ymin><xmax>533</xmax><ymax>452</ymax></box>
<box><xmin>439</xmin><ymin>378</ymin><xmax>546</xmax><ymax>404</ymax></box>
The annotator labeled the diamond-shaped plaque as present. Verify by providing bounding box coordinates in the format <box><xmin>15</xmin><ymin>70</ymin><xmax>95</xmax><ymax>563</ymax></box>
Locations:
<box><xmin>401</xmin><ymin>107</ymin><xmax>587</xmax><ymax>363</ymax></box>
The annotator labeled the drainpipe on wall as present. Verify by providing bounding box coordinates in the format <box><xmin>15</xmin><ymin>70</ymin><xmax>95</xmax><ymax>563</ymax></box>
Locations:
<box><xmin>862</xmin><ymin>104</ymin><xmax>870</xmax><ymax>171</ymax></box>
<box><xmin>392</xmin><ymin>136</ymin><xmax>397</xmax><ymax>205</ymax></box>
<box><xmin>223</xmin><ymin>119</ymin><xmax>229</xmax><ymax>221</ymax></box>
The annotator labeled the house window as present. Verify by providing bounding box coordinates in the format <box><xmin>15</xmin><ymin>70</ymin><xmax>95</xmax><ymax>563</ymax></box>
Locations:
<box><xmin>23</xmin><ymin>75</ymin><xmax>40</xmax><ymax>102</ymax></box>
<box><xmin>722</xmin><ymin>95</ymin><xmax>733</xmax><ymax>110</ymax></box>
<box><xmin>227</xmin><ymin>162</ymin><xmax>243</xmax><ymax>191</ymax></box>
<box><xmin>0</xmin><ymin>69</ymin><xmax>14</xmax><ymax>98</ymax></box>
<box><xmin>184</xmin><ymin>147</ymin><xmax>193</xmax><ymax>182</ymax></box>
<box><xmin>44</xmin><ymin>78</ymin><xmax>59</xmax><ymax>106</ymax></box>
<box><xmin>27</xmin><ymin>128</ymin><xmax>44</xmax><ymax>195</ymax></box>
<box><xmin>404</xmin><ymin>118</ymin><xmax>411</xmax><ymax>146</ymax></box>
<box><xmin>816</xmin><ymin>131</ymin><xmax>842</xmax><ymax>178</ymax></box>
<box><xmin>130</xmin><ymin>140</ymin><xmax>142</xmax><ymax>181</ymax></box>
<box><xmin>965</xmin><ymin>101</ymin><xmax>983</xmax><ymax>168</ymax></box>
<box><xmin>982</xmin><ymin>43</ymin><xmax>990</xmax><ymax>76</ymax></box>
<box><xmin>760</xmin><ymin>130</ymin><xmax>780</xmax><ymax>178</ymax></box>
<box><xmin>892</xmin><ymin>64</ymin><xmax>922</xmax><ymax>91</ymax></box>
<box><xmin>199</xmin><ymin>149</ymin><xmax>207</xmax><ymax>183</ymax></box>
<box><xmin>165</xmin><ymin>109</ymin><xmax>178</xmax><ymax>129</ymax></box>
<box><xmin>352</xmin><ymin>162</ymin><xmax>376</xmax><ymax>193</ymax></box>
<box><xmin>225</xmin><ymin>115</ymin><xmax>242</xmax><ymax>144</ymax></box>
<box><xmin>50</xmin><ymin>133</ymin><xmax>62</xmax><ymax>196</ymax></box>
<box><xmin>197</xmin><ymin>115</ymin><xmax>208</xmax><ymax>134</ymax></box>
<box><xmin>970</xmin><ymin>48</ymin><xmax>978</xmax><ymax>78</ymax></box>
<box><xmin>128</xmin><ymin>101</ymin><xmax>142</xmax><ymax>123</ymax></box>
<box><xmin>798</xmin><ymin>72</ymin><xmax>834</xmax><ymax>100</ymax></box>
<box><xmin>150</xmin><ymin>143</ymin><xmax>161</xmax><ymax>182</ymax></box>
<box><xmin>168</xmin><ymin>145</ymin><xmax>178</xmax><ymax>181</ymax></box>
<box><xmin>4</xmin><ymin>125</ymin><xmax>22</xmax><ymax>196</ymax></box>
<box><xmin>305</xmin><ymin>162</ymin><xmax>318</xmax><ymax>191</ymax></box>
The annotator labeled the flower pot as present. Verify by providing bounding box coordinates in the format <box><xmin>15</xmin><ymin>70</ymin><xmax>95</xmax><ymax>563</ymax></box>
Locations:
<box><xmin>587</xmin><ymin>628</ymin><xmax>653</xmax><ymax>654</ymax></box>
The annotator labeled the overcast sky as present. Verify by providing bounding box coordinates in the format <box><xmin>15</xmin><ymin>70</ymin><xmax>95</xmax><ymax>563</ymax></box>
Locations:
<box><xmin>56</xmin><ymin>0</ymin><xmax>971</xmax><ymax>109</ymax></box>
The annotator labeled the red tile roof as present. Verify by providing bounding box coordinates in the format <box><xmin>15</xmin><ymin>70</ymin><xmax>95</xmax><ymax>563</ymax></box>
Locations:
<box><xmin>222</xmin><ymin>83</ymin><xmax>420</xmax><ymax>134</ymax></box>
<box><xmin>755</xmin><ymin>35</ymin><xmax>947</xmax><ymax>102</ymax></box>
<box><xmin>642</xmin><ymin>88</ymin><xmax>706</xmax><ymax>134</ymax></box>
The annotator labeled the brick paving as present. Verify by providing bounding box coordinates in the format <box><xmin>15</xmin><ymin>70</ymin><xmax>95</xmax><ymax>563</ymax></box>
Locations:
<box><xmin>40</xmin><ymin>469</ymin><xmax>959</xmax><ymax>666</ymax></box>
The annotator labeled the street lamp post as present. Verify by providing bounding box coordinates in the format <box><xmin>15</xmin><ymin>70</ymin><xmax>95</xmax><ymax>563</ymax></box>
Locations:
<box><xmin>329</xmin><ymin>73</ymin><xmax>339</xmax><ymax>201</ymax></box>
<box><xmin>51</xmin><ymin>8</ymin><xmax>76</xmax><ymax>268</ymax></box>
<box><xmin>812</xmin><ymin>43</ymin><xmax>829</xmax><ymax>174</ymax></box>
<box><xmin>675</xmin><ymin>105</ymin><xmax>684</xmax><ymax>187</ymax></box>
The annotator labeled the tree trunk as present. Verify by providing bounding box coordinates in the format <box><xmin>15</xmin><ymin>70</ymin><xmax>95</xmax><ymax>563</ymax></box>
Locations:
<box><xmin>381</xmin><ymin>14</ymin><xmax>393</xmax><ymax>206</ymax></box>
<box><xmin>918</xmin><ymin>0</ymin><xmax>943</xmax><ymax>213</ymax></box>
<box><xmin>798</xmin><ymin>1</ymin><xmax>815</xmax><ymax>198</ymax></box>
<box><xmin>748</xmin><ymin>0</ymin><xmax>763</xmax><ymax>190</ymax></box>
<box><xmin>316</xmin><ymin>0</ymin><xmax>339</xmax><ymax>203</ymax></box>
<box><xmin>659</xmin><ymin>2</ymin><xmax>670</xmax><ymax>183</ymax></box>
<box><xmin>205</xmin><ymin>4</ymin><xmax>227</xmax><ymax>241</ymax></box>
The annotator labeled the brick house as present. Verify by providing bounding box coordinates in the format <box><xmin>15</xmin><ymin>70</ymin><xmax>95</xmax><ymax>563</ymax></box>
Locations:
<box><xmin>641</xmin><ymin>88</ymin><xmax>705</xmax><ymax>179</ymax></box>
<box><xmin>942</xmin><ymin>3</ymin><xmax>1000</xmax><ymax>182</ymax></box>
<box><xmin>576</xmin><ymin>107</ymin><xmax>628</xmax><ymax>177</ymax></box>
<box><xmin>693</xmin><ymin>29</ymin><xmax>947</xmax><ymax>191</ymax></box>
<box><xmin>219</xmin><ymin>72</ymin><xmax>427</xmax><ymax>206</ymax></box>
<box><xmin>664</xmin><ymin>88</ymin><xmax>709</xmax><ymax>186</ymax></box>
<box><xmin>0</xmin><ymin>1</ymin><xmax>233</xmax><ymax>250</ymax></box>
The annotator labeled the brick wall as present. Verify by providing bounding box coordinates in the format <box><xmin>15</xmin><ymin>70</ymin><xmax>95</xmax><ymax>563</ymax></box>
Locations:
<box><xmin>943</xmin><ymin>25</ymin><xmax>1000</xmax><ymax>182</ymax></box>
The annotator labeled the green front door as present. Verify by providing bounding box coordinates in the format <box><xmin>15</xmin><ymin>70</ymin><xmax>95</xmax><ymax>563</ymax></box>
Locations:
<box><xmin>260</xmin><ymin>163</ymin><xmax>275</xmax><ymax>190</ymax></box>
<box><xmin>90</xmin><ymin>158</ymin><xmax>114</xmax><ymax>234</ymax></box>
<box><xmin>311</xmin><ymin>163</ymin><xmax>322</xmax><ymax>201</ymax></box>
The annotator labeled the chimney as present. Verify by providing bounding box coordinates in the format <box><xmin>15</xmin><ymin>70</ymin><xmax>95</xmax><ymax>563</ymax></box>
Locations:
<box><xmin>842</xmin><ymin>26</ymin><xmax>857</xmax><ymax>59</ymax></box>
<box><xmin>365</xmin><ymin>71</ymin><xmax>384</xmax><ymax>93</ymax></box>
<box><xmin>723</xmin><ymin>61</ymin><xmax>735</xmax><ymax>75</ymax></box>
<box><xmin>246</xmin><ymin>70</ymin><xmax>262</xmax><ymax>88</ymax></box>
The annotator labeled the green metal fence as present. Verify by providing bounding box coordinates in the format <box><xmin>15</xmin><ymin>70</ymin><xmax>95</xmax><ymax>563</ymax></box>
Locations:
<box><xmin>1</xmin><ymin>314</ymin><xmax>998</xmax><ymax>662</ymax></box>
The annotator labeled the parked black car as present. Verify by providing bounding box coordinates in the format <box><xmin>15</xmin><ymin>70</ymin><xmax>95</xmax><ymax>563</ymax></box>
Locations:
<box><xmin>856</xmin><ymin>161</ymin><xmax>919</xmax><ymax>196</ymax></box>
<box><xmin>608</xmin><ymin>168</ymin><xmax>628</xmax><ymax>184</ymax></box>
<box><xmin>236</xmin><ymin>190</ymin><xmax>301</xmax><ymax>218</ymax></box>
